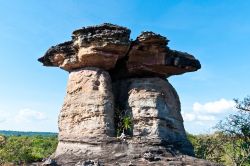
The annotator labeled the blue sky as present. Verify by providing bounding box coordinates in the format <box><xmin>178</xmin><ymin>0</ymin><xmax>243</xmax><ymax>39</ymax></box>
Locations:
<box><xmin>0</xmin><ymin>0</ymin><xmax>249</xmax><ymax>134</ymax></box>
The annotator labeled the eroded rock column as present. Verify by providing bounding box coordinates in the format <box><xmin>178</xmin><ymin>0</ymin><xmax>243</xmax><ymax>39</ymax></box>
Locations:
<box><xmin>57</xmin><ymin>67</ymin><xmax>115</xmax><ymax>143</ymax></box>
<box><xmin>128</xmin><ymin>78</ymin><xmax>184</xmax><ymax>138</ymax></box>
<box><xmin>114</xmin><ymin>77</ymin><xmax>193</xmax><ymax>155</ymax></box>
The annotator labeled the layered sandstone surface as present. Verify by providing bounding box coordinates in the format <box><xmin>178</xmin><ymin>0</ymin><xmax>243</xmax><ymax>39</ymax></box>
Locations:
<box><xmin>38</xmin><ymin>23</ymin><xmax>200</xmax><ymax>77</ymax></box>
<box><xmin>58</xmin><ymin>68</ymin><xmax>115</xmax><ymax>143</ymax></box>
<box><xmin>38</xmin><ymin>23</ymin><xmax>131</xmax><ymax>71</ymax></box>
<box><xmin>38</xmin><ymin>24</ymin><xmax>218</xmax><ymax>166</ymax></box>
<box><xmin>126</xmin><ymin>32</ymin><xmax>201</xmax><ymax>77</ymax></box>
<box><xmin>115</xmin><ymin>78</ymin><xmax>192</xmax><ymax>152</ymax></box>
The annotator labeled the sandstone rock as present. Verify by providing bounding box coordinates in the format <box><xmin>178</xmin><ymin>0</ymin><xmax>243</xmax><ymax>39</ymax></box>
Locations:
<box><xmin>38</xmin><ymin>24</ymin><xmax>201</xmax><ymax>78</ymax></box>
<box><xmin>126</xmin><ymin>31</ymin><xmax>201</xmax><ymax>77</ymax></box>
<box><xmin>42</xmin><ymin>158</ymin><xmax>57</xmax><ymax>166</ymax></box>
<box><xmin>57</xmin><ymin>67</ymin><xmax>115</xmax><ymax>144</ymax></box>
<box><xmin>75</xmin><ymin>159</ymin><xmax>103</xmax><ymax>166</ymax></box>
<box><xmin>37</xmin><ymin>24</ymin><xmax>213</xmax><ymax>166</ymax></box>
<box><xmin>54</xmin><ymin>142</ymin><xmax>219</xmax><ymax>166</ymax></box>
<box><xmin>38</xmin><ymin>23</ymin><xmax>131</xmax><ymax>71</ymax></box>
<box><xmin>113</xmin><ymin>77</ymin><xmax>193</xmax><ymax>155</ymax></box>
<box><xmin>54</xmin><ymin>75</ymin><xmax>196</xmax><ymax>165</ymax></box>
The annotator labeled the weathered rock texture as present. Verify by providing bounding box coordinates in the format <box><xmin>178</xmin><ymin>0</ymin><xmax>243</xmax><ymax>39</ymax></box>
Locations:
<box><xmin>58</xmin><ymin>68</ymin><xmax>115</xmax><ymax>143</ymax></box>
<box><xmin>127</xmin><ymin>32</ymin><xmax>201</xmax><ymax>77</ymax></box>
<box><xmin>38</xmin><ymin>24</ymin><xmax>131</xmax><ymax>71</ymax></box>
<box><xmin>38</xmin><ymin>23</ymin><xmax>200</xmax><ymax>77</ymax></box>
<box><xmin>38</xmin><ymin>23</ymin><xmax>218</xmax><ymax>165</ymax></box>
<box><xmin>113</xmin><ymin>78</ymin><xmax>193</xmax><ymax>155</ymax></box>
<box><xmin>54</xmin><ymin>142</ymin><xmax>219</xmax><ymax>166</ymax></box>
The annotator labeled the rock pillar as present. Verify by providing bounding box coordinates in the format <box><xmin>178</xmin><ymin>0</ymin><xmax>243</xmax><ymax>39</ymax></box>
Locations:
<box><xmin>113</xmin><ymin>77</ymin><xmax>193</xmax><ymax>155</ymax></box>
<box><xmin>55</xmin><ymin>67</ymin><xmax>115</xmax><ymax>157</ymax></box>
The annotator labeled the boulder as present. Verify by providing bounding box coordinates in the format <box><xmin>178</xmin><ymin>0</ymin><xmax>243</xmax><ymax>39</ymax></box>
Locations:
<box><xmin>38</xmin><ymin>23</ymin><xmax>131</xmax><ymax>71</ymax></box>
<box><xmin>126</xmin><ymin>32</ymin><xmax>201</xmax><ymax>77</ymax></box>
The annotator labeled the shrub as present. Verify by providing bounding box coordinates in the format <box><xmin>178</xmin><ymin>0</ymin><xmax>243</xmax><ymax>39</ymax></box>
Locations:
<box><xmin>0</xmin><ymin>135</ymin><xmax>58</xmax><ymax>165</ymax></box>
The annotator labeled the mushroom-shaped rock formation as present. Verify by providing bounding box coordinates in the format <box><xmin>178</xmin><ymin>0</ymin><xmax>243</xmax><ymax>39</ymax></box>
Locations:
<box><xmin>38</xmin><ymin>24</ymin><xmax>218</xmax><ymax>166</ymax></box>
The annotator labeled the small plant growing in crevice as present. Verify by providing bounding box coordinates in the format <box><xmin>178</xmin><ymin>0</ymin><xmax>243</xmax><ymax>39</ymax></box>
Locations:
<box><xmin>114</xmin><ymin>107</ymin><xmax>133</xmax><ymax>137</ymax></box>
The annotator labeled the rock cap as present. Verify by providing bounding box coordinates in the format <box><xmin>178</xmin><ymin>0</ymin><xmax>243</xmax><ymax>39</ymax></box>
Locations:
<box><xmin>38</xmin><ymin>23</ymin><xmax>201</xmax><ymax>77</ymax></box>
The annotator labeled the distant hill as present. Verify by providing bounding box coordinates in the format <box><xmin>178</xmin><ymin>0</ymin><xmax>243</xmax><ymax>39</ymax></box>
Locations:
<box><xmin>0</xmin><ymin>130</ymin><xmax>57</xmax><ymax>136</ymax></box>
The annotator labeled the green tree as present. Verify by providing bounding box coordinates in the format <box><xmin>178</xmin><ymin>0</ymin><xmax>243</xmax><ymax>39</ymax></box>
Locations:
<box><xmin>0</xmin><ymin>136</ymin><xmax>34</xmax><ymax>164</ymax></box>
<box><xmin>187</xmin><ymin>133</ymin><xmax>225</xmax><ymax>164</ymax></box>
<box><xmin>0</xmin><ymin>135</ymin><xmax>58</xmax><ymax>165</ymax></box>
<box><xmin>216</xmin><ymin>96</ymin><xmax>250</xmax><ymax>166</ymax></box>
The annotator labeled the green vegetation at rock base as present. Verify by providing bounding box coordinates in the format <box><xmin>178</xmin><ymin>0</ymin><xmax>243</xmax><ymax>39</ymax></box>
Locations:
<box><xmin>0</xmin><ymin>135</ymin><xmax>58</xmax><ymax>165</ymax></box>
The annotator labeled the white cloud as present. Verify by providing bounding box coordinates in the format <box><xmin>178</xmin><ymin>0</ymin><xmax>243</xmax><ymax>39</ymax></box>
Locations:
<box><xmin>0</xmin><ymin>107</ymin><xmax>57</xmax><ymax>132</ymax></box>
<box><xmin>197</xmin><ymin>115</ymin><xmax>216</xmax><ymax>121</ymax></box>
<box><xmin>182</xmin><ymin>112</ymin><xmax>216</xmax><ymax>122</ymax></box>
<box><xmin>14</xmin><ymin>109</ymin><xmax>47</xmax><ymax>123</ymax></box>
<box><xmin>0</xmin><ymin>117</ymin><xmax>6</xmax><ymax>123</ymax></box>
<box><xmin>0</xmin><ymin>110</ymin><xmax>9</xmax><ymax>123</ymax></box>
<box><xmin>0</xmin><ymin>113</ymin><xmax>6</xmax><ymax>122</ymax></box>
<box><xmin>182</xmin><ymin>98</ymin><xmax>238</xmax><ymax>134</ymax></box>
<box><xmin>182</xmin><ymin>113</ymin><xmax>196</xmax><ymax>122</ymax></box>
<box><xmin>183</xmin><ymin>98</ymin><xmax>234</xmax><ymax>126</ymax></box>
<box><xmin>193</xmin><ymin>98</ymin><xmax>235</xmax><ymax>114</ymax></box>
